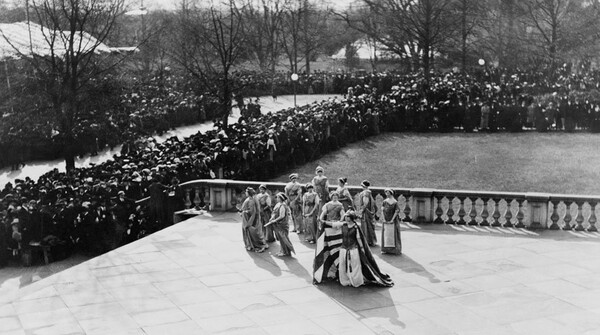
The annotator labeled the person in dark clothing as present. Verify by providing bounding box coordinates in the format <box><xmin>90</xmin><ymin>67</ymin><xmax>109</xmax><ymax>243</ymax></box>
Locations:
<box><xmin>148</xmin><ymin>175</ymin><xmax>170</xmax><ymax>227</ymax></box>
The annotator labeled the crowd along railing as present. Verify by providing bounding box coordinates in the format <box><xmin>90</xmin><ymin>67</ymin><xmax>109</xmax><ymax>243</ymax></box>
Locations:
<box><xmin>138</xmin><ymin>179</ymin><xmax>599</xmax><ymax>232</ymax></box>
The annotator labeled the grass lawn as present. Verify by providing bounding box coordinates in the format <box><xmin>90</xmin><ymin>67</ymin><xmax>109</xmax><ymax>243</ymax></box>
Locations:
<box><xmin>271</xmin><ymin>132</ymin><xmax>600</xmax><ymax>196</ymax></box>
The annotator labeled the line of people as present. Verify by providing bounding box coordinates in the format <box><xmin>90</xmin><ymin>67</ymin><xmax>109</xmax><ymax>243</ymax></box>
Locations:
<box><xmin>237</xmin><ymin>166</ymin><xmax>401</xmax><ymax>288</ymax></box>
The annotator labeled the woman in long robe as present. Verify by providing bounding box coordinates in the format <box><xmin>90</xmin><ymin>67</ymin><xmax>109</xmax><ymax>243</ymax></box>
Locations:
<box><xmin>356</xmin><ymin>180</ymin><xmax>377</xmax><ymax>246</ymax></box>
<box><xmin>257</xmin><ymin>184</ymin><xmax>276</xmax><ymax>243</ymax></box>
<box><xmin>336</xmin><ymin>177</ymin><xmax>354</xmax><ymax>211</ymax></box>
<box><xmin>267</xmin><ymin>193</ymin><xmax>295</xmax><ymax>257</ymax></box>
<box><xmin>285</xmin><ymin>174</ymin><xmax>303</xmax><ymax>233</ymax></box>
<box><xmin>318</xmin><ymin>192</ymin><xmax>345</xmax><ymax>235</ymax></box>
<box><xmin>381</xmin><ymin>189</ymin><xmax>402</xmax><ymax>255</ymax></box>
<box><xmin>302</xmin><ymin>183</ymin><xmax>319</xmax><ymax>243</ymax></box>
<box><xmin>240</xmin><ymin>187</ymin><xmax>267</xmax><ymax>253</ymax></box>
<box><xmin>317</xmin><ymin>210</ymin><xmax>393</xmax><ymax>288</ymax></box>
<box><xmin>312</xmin><ymin>166</ymin><xmax>330</xmax><ymax>222</ymax></box>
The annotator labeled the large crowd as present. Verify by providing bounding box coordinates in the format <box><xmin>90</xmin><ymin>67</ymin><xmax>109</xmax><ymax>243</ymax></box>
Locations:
<box><xmin>4</xmin><ymin>66</ymin><xmax>600</xmax><ymax>267</ymax></box>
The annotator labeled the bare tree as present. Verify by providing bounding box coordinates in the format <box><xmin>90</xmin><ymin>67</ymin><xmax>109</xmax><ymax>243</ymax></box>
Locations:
<box><xmin>237</xmin><ymin>0</ymin><xmax>287</xmax><ymax>72</ymax></box>
<box><xmin>524</xmin><ymin>0</ymin><xmax>575</xmax><ymax>69</ymax></box>
<box><xmin>298</xmin><ymin>0</ymin><xmax>330</xmax><ymax>74</ymax></box>
<box><xmin>1</xmin><ymin>0</ymin><xmax>125</xmax><ymax>171</ymax></box>
<box><xmin>337</xmin><ymin>0</ymin><xmax>455</xmax><ymax>81</ymax></box>
<box><xmin>170</xmin><ymin>0</ymin><xmax>246</xmax><ymax>127</ymax></box>
<box><xmin>454</xmin><ymin>0</ymin><xmax>481</xmax><ymax>72</ymax></box>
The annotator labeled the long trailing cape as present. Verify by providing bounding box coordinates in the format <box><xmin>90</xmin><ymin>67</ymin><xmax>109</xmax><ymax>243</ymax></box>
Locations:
<box><xmin>313</xmin><ymin>222</ymin><xmax>393</xmax><ymax>287</ymax></box>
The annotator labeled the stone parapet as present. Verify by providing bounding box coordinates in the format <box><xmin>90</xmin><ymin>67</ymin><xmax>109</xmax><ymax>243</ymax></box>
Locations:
<box><xmin>136</xmin><ymin>179</ymin><xmax>600</xmax><ymax>231</ymax></box>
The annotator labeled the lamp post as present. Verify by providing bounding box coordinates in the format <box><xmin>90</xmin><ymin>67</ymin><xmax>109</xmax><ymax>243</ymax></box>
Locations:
<box><xmin>291</xmin><ymin>73</ymin><xmax>299</xmax><ymax>108</ymax></box>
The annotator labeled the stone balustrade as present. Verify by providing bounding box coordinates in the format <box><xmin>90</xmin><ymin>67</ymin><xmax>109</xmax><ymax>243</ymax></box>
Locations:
<box><xmin>139</xmin><ymin>179</ymin><xmax>599</xmax><ymax>232</ymax></box>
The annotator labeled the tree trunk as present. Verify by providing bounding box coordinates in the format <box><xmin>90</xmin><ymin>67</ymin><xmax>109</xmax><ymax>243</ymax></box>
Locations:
<box><xmin>221</xmin><ymin>75</ymin><xmax>231</xmax><ymax>127</ymax></box>
<box><xmin>461</xmin><ymin>0</ymin><xmax>467</xmax><ymax>72</ymax></box>
<box><xmin>422</xmin><ymin>43</ymin><xmax>431</xmax><ymax>83</ymax></box>
<box><xmin>305</xmin><ymin>49</ymin><xmax>310</xmax><ymax>74</ymax></box>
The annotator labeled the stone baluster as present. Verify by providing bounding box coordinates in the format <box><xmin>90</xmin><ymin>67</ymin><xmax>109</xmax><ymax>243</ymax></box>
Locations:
<box><xmin>480</xmin><ymin>197</ymin><xmax>490</xmax><ymax>226</ymax></box>
<box><xmin>402</xmin><ymin>193</ymin><xmax>412</xmax><ymax>222</ymax></box>
<box><xmin>199</xmin><ymin>187</ymin><xmax>207</xmax><ymax>207</ymax></box>
<box><xmin>184</xmin><ymin>189</ymin><xmax>192</xmax><ymax>209</ymax></box>
<box><xmin>515</xmin><ymin>198</ymin><xmax>525</xmax><ymax>228</ymax></box>
<box><xmin>491</xmin><ymin>198</ymin><xmax>502</xmax><ymax>227</ymax></box>
<box><xmin>456</xmin><ymin>197</ymin><xmax>467</xmax><ymax>225</ymax></box>
<box><xmin>549</xmin><ymin>200</ymin><xmax>561</xmax><ymax>230</ymax></box>
<box><xmin>204</xmin><ymin>187</ymin><xmax>211</xmax><ymax>210</ymax></box>
<box><xmin>468</xmin><ymin>197</ymin><xmax>479</xmax><ymax>225</ymax></box>
<box><xmin>563</xmin><ymin>201</ymin><xmax>573</xmax><ymax>230</ymax></box>
<box><xmin>433</xmin><ymin>195</ymin><xmax>444</xmax><ymax>224</ymax></box>
<box><xmin>504</xmin><ymin>198</ymin><xmax>514</xmax><ymax>228</ymax></box>
<box><xmin>588</xmin><ymin>201</ymin><xmax>598</xmax><ymax>232</ymax></box>
<box><xmin>193</xmin><ymin>187</ymin><xmax>201</xmax><ymax>209</ymax></box>
<box><xmin>574</xmin><ymin>200</ymin><xmax>586</xmax><ymax>231</ymax></box>
<box><xmin>525</xmin><ymin>193</ymin><xmax>549</xmax><ymax>229</ymax></box>
<box><xmin>446</xmin><ymin>196</ymin><xmax>455</xmax><ymax>225</ymax></box>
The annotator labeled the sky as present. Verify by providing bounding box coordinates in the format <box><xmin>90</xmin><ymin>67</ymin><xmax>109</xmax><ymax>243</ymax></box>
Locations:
<box><xmin>131</xmin><ymin>0</ymin><xmax>357</xmax><ymax>11</ymax></box>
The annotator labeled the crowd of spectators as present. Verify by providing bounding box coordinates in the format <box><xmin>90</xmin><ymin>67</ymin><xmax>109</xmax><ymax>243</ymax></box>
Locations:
<box><xmin>5</xmin><ymin>66</ymin><xmax>600</xmax><ymax>267</ymax></box>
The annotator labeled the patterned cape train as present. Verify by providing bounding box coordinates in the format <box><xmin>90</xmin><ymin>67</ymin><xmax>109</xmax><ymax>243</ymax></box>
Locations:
<box><xmin>313</xmin><ymin>223</ymin><xmax>394</xmax><ymax>287</ymax></box>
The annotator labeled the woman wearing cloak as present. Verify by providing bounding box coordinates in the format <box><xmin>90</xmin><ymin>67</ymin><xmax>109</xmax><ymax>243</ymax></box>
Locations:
<box><xmin>257</xmin><ymin>184</ymin><xmax>276</xmax><ymax>243</ymax></box>
<box><xmin>356</xmin><ymin>180</ymin><xmax>377</xmax><ymax>246</ymax></box>
<box><xmin>313</xmin><ymin>210</ymin><xmax>393</xmax><ymax>287</ymax></box>
<box><xmin>266</xmin><ymin>193</ymin><xmax>295</xmax><ymax>257</ymax></box>
<box><xmin>240</xmin><ymin>187</ymin><xmax>267</xmax><ymax>253</ymax></box>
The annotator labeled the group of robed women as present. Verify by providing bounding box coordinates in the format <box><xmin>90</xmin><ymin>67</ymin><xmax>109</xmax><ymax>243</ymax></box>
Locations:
<box><xmin>240</xmin><ymin>166</ymin><xmax>402</xmax><ymax>288</ymax></box>
<box><xmin>239</xmin><ymin>185</ymin><xmax>295</xmax><ymax>257</ymax></box>
<box><xmin>286</xmin><ymin>166</ymin><xmax>402</xmax><ymax>256</ymax></box>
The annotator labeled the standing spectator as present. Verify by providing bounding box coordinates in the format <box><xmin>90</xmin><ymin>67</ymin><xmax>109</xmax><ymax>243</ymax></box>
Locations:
<box><xmin>147</xmin><ymin>175</ymin><xmax>169</xmax><ymax>227</ymax></box>
<box><xmin>480</xmin><ymin>101</ymin><xmax>491</xmax><ymax>131</ymax></box>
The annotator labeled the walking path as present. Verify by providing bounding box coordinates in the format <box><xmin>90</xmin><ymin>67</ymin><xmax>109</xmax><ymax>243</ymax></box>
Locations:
<box><xmin>0</xmin><ymin>94</ymin><xmax>339</xmax><ymax>187</ymax></box>
<box><xmin>2</xmin><ymin>212</ymin><xmax>599</xmax><ymax>334</ymax></box>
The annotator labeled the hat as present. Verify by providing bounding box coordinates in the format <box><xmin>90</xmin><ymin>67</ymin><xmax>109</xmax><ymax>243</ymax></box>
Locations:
<box><xmin>276</xmin><ymin>192</ymin><xmax>288</xmax><ymax>202</ymax></box>
<box><xmin>259</xmin><ymin>184</ymin><xmax>267</xmax><ymax>190</ymax></box>
<box><xmin>305</xmin><ymin>183</ymin><xmax>314</xmax><ymax>189</ymax></box>
<box><xmin>384</xmin><ymin>188</ymin><xmax>394</xmax><ymax>195</ymax></box>
<box><xmin>289</xmin><ymin>173</ymin><xmax>298</xmax><ymax>181</ymax></box>
<box><xmin>338</xmin><ymin>177</ymin><xmax>347</xmax><ymax>184</ymax></box>
<box><xmin>329</xmin><ymin>190</ymin><xmax>339</xmax><ymax>198</ymax></box>
<box><xmin>315</xmin><ymin>166</ymin><xmax>324</xmax><ymax>173</ymax></box>
<box><xmin>246</xmin><ymin>187</ymin><xmax>256</xmax><ymax>196</ymax></box>
<box><xmin>118</xmin><ymin>191</ymin><xmax>125</xmax><ymax>196</ymax></box>
<box><xmin>361</xmin><ymin>180</ymin><xmax>370</xmax><ymax>188</ymax></box>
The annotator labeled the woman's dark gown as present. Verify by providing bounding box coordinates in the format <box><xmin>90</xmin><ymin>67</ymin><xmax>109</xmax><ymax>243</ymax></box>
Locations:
<box><xmin>257</xmin><ymin>193</ymin><xmax>276</xmax><ymax>242</ymax></box>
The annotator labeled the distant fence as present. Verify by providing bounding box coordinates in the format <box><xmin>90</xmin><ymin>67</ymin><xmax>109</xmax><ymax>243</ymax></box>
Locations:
<box><xmin>138</xmin><ymin>179</ymin><xmax>599</xmax><ymax>232</ymax></box>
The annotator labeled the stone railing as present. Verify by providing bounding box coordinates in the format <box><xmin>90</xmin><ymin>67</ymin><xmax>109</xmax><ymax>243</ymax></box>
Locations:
<box><xmin>141</xmin><ymin>179</ymin><xmax>599</xmax><ymax>232</ymax></box>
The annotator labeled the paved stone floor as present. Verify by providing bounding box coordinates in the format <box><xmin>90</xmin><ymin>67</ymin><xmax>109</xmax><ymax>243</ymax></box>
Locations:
<box><xmin>1</xmin><ymin>212</ymin><xmax>600</xmax><ymax>335</ymax></box>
